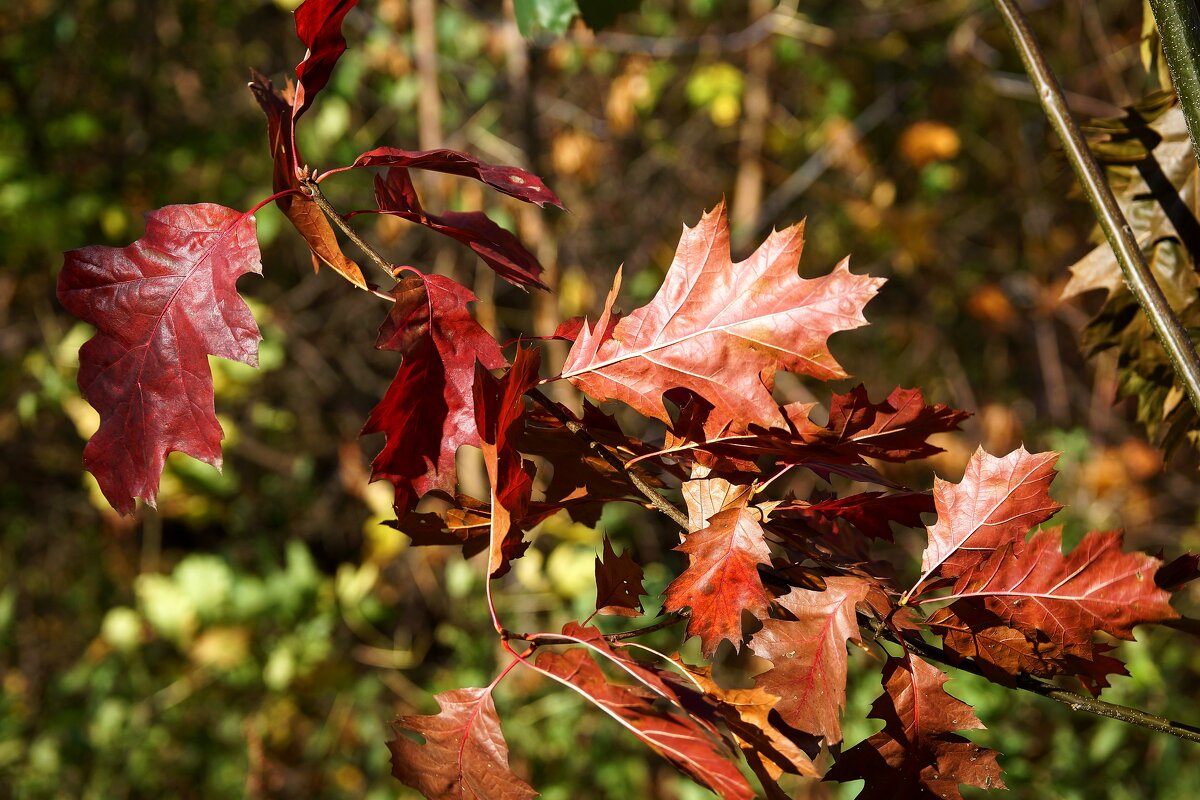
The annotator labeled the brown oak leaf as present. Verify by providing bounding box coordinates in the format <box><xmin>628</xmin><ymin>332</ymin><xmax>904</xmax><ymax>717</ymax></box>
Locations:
<box><xmin>594</xmin><ymin>537</ymin><xmax>646</xmax><ymax>617</ymax></box>
<box><xmin>388</xmin><ymin>687</ymin><xmax>537</xmax><ymax>800</ymax></box>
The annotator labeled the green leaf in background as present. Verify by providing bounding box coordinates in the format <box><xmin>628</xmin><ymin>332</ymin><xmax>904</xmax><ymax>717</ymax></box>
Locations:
<box><xmin>513</xmin><ymin>0</ymin><xmax>579</xmax><ymax>37</ymax></box>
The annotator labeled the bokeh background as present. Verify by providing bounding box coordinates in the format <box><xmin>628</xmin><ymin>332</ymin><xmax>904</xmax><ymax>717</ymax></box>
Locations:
<box><xmin>3</xmin><ymin>0</ymin><xmax>1199</xmax><ymax>797</ymax></box>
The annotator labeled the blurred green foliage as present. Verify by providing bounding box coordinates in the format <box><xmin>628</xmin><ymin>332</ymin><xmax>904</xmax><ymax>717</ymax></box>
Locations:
<box><xmin>2</xmin><ymin>0</ymin><xmax>1199</xmax><ymax>798</ymax></box>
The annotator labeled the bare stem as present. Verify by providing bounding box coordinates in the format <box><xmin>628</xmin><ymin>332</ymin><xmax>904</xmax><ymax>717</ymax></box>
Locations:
<box><xmin>991</xmin><ymin>0</ymin><xmax>1200</xmax><ymax>419</ymax></box>
<box><xmin>299</xmin><ymin>177</ymin><xmax>397</xmax><ymax>280</ymax></box>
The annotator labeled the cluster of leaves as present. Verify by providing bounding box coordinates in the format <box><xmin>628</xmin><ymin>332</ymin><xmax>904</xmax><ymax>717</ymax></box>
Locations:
<box><xmin>1068</xmin><ymin>91</ymin><xmax>1200</xmax><ymax>454</ymax></box>
<box><xmin>55</xmin><ymin>1</ymin><xmax>1199</xmax><ymax>798</ymax></box>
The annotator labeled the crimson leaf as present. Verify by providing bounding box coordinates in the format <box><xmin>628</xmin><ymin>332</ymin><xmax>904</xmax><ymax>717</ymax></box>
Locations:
<box><xmin>362</xmin><ymin>274</ymin><xmax>505</xmax><ymax>514</ymax></box>
<box><xmin>292</xmin><ymin>0</ymin><xmax>359</xmax><ymax>120</ymax></box>
<box><xmin>58</xmin><ymin>203</ymin><xmax>262</xmax><ymax>515</ymax></box>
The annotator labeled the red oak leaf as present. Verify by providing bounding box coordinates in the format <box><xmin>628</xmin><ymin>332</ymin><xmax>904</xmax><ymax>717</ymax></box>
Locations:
<box><xmin>910</xmin><ymin>446</ymin><xmax>1062</xmax><ymax>597</ymax></box>
<box><xmin>663</xmin><ymin>497</ymin><xmax>773</xmax><ymax>658</ymax></box>
<box><xmin>292</xmin><ymin>0</ymin><xmax>359</xmax><ymax>121</ymax></box>
<box><xmin>372</xmin><ymin>168</ymin><xmax>547</xmax><ymax>289</ymax></box>
<box><xmin>474</xmin><ymin>346</ymin><xmax>542</xmax><ymax>577</ymax></box>
<box><xmin>826</xmin><ymin>655</ymin><xmax>1004</xmax><ymax>799</ymax></box>
<box><xmin>534</xmin><ymin>647</ymin><xmax>753</xmax><ymax>800</ymax></box>
<box><xmin>248</xmin><ymin>71</ymin><xmax>365</xmax><ymax>288</ymax></box>
<box><xmin>944</xmin><ymin>528</ymin><xmax>1178</xmax><ymax>649</ymax></box>
<box><xmin>594</xmin><ymin>537</ymin><xmax>646</xmax><ymax>617</ymax></box>
<box><xmin>749</xmin><ymin>577</ymin><xmax>870</xmax><ymax>742</ymax></box>
<box><xmin>560</xmin><ymin>201</ymin><xmax>883</xmax><ymax>436</ymax></box>
<box><xmin>57</xmin><ymin>203</ymin><xmax>262</xmax><ymax>515</ymax></box>
<box><xmin>389</xmin><ymin>687</ymin><xmax>536</xmax><ymax>800</ymax></box>
<box><xmin>348</xmin><ymin>147</ymin><xmax>564</xmax><ymax>208</ymax></box>
<box><xmin>362</xmin><ymin>274</ymin><xmax>505</xmax><ymax>514</ymax></box>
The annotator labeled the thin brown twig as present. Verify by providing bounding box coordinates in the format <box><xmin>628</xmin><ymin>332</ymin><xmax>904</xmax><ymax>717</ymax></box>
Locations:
<box><xmin>300</xmin><ymin>177</ymin><xmax>397</xmax><ymax>280</ymax></box>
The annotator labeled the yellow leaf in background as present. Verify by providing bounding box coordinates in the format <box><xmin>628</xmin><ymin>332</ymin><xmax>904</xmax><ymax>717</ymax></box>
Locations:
<box><xmin>898</xmin><ymin>120</ymin><xmax>961</xmax><ymax>167</ymax></box>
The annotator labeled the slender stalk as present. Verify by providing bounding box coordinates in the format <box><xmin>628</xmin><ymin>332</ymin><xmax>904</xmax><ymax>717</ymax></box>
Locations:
<box><xmin>1149</xmin><ymin>0</ymin><xmax>1200</xmax><ymax>169</ymax></box>
<box><xmin>299</xmin><ymin>178</ymin><xmax>397</xmax><ymax>280</ymax></box>
<box><xmin>991</xmin><ymin>0</ymin><xmax>1200</xmax><ymax>419</ymax></box>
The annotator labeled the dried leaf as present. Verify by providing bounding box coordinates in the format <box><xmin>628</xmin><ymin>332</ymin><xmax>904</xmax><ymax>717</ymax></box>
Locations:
<box><xmin>389</xmin><ymin>687</ymin><xmax>537</xmax><ymax>800</ymax></box>
<box><xmin>594</xmin><ymin>537</ymin><xmax>646</xmax><ymax>617</ymax></box>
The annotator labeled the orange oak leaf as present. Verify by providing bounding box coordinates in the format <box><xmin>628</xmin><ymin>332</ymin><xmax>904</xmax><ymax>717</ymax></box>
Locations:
<box><xmin>248</xmin><ymin>71</ymin><xmax>366</xmax><ymax>289</ymax></box>
<box><xmin>534</xmin><ymin>647</ymin><xmax>753</xmax><ymax>800</ymax></box>
<box><xmin>561</xmin><ymin>201</ymin><xmax>883</xmax><ymax>436</ymax></box>
<box><xmin>474</xmin><ymin>346</ymin><xmax>542</xmax><ymax>577</ymax></box>
<box><xmin>943</xmin><ymin>528</ymin><xmax>1178</xmax><ymax>650</ymax></box>
<box><xmin>362</xmin><ymin>274</ymin><xmax>505</xmax><ymax>514</ymax></box>
<box><xmin>826</xmin><ymin>655</ymin><xmax>1004</xmax><ymax>799</ymax></box>
<box><xmin>594</xmin><ymin>537</ymin><xmax>646</xmax><ymax>617</ymax></box>
<box><xmin>668</xmin><ymin>659</ymin><xmax>819</xmax><ymax>796</ymax></box>
<box><xmin>388</xmin><ymin>687</ymin><xmax>537</xmax><ymax>800</ymax></box>
<box><xmin>749</xmin><ymin>577</ymin><xmax>870</xmax><ymax>742</ymax></box>
<box><xmin>910</xmin><ymin>446</ymin><xmax>1062</xmax><ymax>597</ymax></box>
<box><xmin>663</xmin><ymin>496</ymin><xmax>773</xmax><ymax>658</ymax></box>
<box><xmin>57</xmin><ymin>203</ymin><xmax>262</xmax><ymax>515</ymax></box>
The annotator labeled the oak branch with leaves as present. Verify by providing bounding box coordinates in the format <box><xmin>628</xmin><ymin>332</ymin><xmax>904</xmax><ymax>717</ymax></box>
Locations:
<box><xmin>56</xmin><ymin>1</ymin><xmax>1200</xmax><ymax>798</ymax></box>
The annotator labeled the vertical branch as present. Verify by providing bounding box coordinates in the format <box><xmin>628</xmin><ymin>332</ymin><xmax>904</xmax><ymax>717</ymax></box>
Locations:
<box><xmin>991</xmin><ymin>0</ymin><xmax>1200</xmax><ymax>420</ymax></box>
<box><xmin>730</xmin><ymin>0</ymin><xmax>774</xmax><ymax>242</ymax></box>
<box><xmin>412</xmin><ymin>0</ymin><xmax>442</xmax><ymax>152</ymax></box>
<box><xmin>1149</xmin><ymin>0</ymin><xmax>1200</xmax><ymax>167</ymax></box>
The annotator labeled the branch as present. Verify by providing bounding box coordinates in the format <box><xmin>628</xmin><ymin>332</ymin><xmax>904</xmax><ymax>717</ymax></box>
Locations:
<box><xmin>1149</xmin><ymin>0</ymin><xmax>1200</xmax><ymax>170</ymax></box>
<box><xmin>299</xmin><ymin>177</ymin><xmax>397</xmax><ymax>281</ymax></box>
<box><xmin>525</xmin><ymin>388</ymin><xmax>691</xmax><ymax>530</ymax></box>
<box><xmin>876</xmin><ymin>617</ymin><xmax>1200</xmax><ymax>745</ymax></box>
<box><xmin>503</xmin><ymin>612</ymin><xmax>686</xmax><ymax>647</ymax></box>
<box><xmin>991</xmin><ymin>0</ymin><xmax>1200</xmax><ymax>420</ymax></box>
